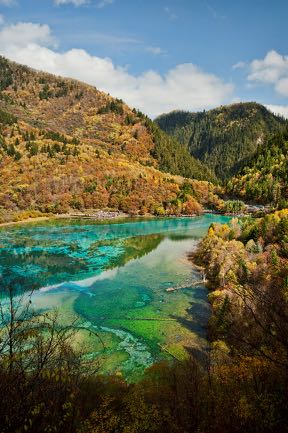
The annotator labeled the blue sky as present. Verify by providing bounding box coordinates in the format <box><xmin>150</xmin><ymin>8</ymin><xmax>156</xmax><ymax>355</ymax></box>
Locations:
<box><xmin>0</xmin><ymin>0</ymin><xmax>288</xmax><ymax>117</ymax></box>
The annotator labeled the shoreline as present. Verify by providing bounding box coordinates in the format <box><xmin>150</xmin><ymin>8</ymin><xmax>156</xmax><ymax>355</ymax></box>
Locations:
<box><xmin>0</xmin><ymin>211</ymin><xmax>129</xmax><ymax>228</ymax></box>
<box><xmin>0</xmin><ymin>215</ymin><xmax>53</xmax><ymax>228</ymax></box>
<box><xmin>0</xmin><ymin>214</ymin><xmax>197</xmax><ymax>228</ymax></box>
<box><xmin>0</xmin><ymin>210</ymin><xmax>204</xmax><ymax>228</ymax></box>
<box><xmin>0</xmin><ymin>206</ymin><xmax>265</xmax><ymax>229</ymax></box>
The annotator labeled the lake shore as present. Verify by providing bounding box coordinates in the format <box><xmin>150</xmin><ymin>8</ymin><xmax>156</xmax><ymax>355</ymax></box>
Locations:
<box><xmin>0</xmin><ymin>210</ymin><xmax>204</xmax><ymax>228</ymax></box>
<box><xmin>0</xmin><ymin>210</ymin><xmax>130</xmax><ymax>228</ymax></box>
<box><xmin>0</xmin><ymin>215</ymin><xmax>53</xmax><ymax>227</ymax></box>
<box><xmin>0</xmin><ymin>204</ymin><xmax>265</xmax><ymax>228</ymax></box>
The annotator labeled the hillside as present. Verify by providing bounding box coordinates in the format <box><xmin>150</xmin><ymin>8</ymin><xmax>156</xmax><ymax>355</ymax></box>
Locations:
<box><xmin>0</xmin><ymin>56</ymin><xmax>218</xmax><ymax>223</ymax></box>
<box><xmin>193</xmin><ymin>208</ymin><xmax>288</xmax><ymax>380</ymax></box>
<box><xmin>155</xmin><ymin>102</ymin><xmax>287</xmax><ymax>180</ymax></box>
<box><xmin>226</xmin><ymin>129</ymin><xmax>288</xmax><ymax>207</ymax></box>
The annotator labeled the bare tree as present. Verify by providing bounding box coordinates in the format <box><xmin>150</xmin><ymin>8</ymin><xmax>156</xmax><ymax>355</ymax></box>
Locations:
<box><xmin>0</xmin><ymin>274</ymin><xmax>102</xmax><ymax>433</ymax></box>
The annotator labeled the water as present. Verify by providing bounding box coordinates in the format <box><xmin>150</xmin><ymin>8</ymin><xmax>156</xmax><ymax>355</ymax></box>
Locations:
<box><xmin>0</xmin><ymin>214</ymin><xmax>230</xmax><ymax>380</ymax></box>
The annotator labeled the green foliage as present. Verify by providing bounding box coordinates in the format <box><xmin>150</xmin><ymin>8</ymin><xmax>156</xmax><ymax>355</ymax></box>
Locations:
<box><xmin>55</xmin><ymin>80</ymin><xmax>69</xmax><ymax>97</ymax></box>
<box><xmin>29</xmin><ymin>142</ymin><xmax>39</xmax><ymax>156</ymax></box>
<box><xmin>84</xmin><ymin>181</ymin><xmax>98</xmax><ymax>193</ymax></box>
<box><xmin>6</xmin><ymin>143</ymin><xmax>17</xmax><ymax>157</ymax></box>
<box><xmin>0</xmin><ymin>56</ymin><xmax>13</xmax><ymax>91</ymax></box>
<box><xmin>227</xmin><ymin>129</ymin><xmax>288</xmax><ymax>206</ymax></box>
<box><xmin>178</xmin><ymin>180</ymin><xmax>196</xmax><ymax>202</ymax></box>
<box><xmin>132</xmin><ymin>107</ymin><xmax>145</xmax><ymax>118</ymax></box>
<box><xmin>98</xmin><ymin>99</ymin><xmax>124</xmax><ymax>115</ymax></box>
<box><xmin>39</xmin><ymin>83</ymin><xmax>53</xmax><ymax>100</ymax></box>
<box><xmin>156</xmin><ymin>102</ymin><xmax>287</xmax><ymax>179</ymax></box>
<box><xmin>124</xmin><ymin>114</ymin><xmax>133</xmax><ymax>125</ymax></box>
<box><xmin>216</xmin><ymin>295</ymin><xmax>230</xmax><ymax>333</ymax></box>
<box><xmin>145</xmin><ymin>118</ymin><xmax>217</xmax><ymax>182</ymax></box>
<box><xmin>14</xmin><ymin>150</ymin><xmax>22</xmax><ymax>160</ymax></box>
<box><xmin>0</xmin><ymin>108</ymin><xmax>17</xmax><ymax>125</ymax></box>
<box><xmin>43</xmin><ymin>130</ymin><xmax>79</xmax><ymax>145</ymax></box>
<box><xmin>222</xmin><ymin>200</ymin><xmax>245</xmax><ymax>214</ymax></box>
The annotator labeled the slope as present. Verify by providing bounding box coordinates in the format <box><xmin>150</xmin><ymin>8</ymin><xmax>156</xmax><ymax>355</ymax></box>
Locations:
<box><xmin>0</xmin><ymin>57</ymin><xmax>218</xmax><ymax>222</ymax></box>
<box><xmin>155</xmin><ymin>102</ymin><xmax>287</xmax><ymax>180</ymax></box>
<box><xmin>226</xmin><ymin>128</ymin><xmax>288</xmax><ymax>207</ymax></box>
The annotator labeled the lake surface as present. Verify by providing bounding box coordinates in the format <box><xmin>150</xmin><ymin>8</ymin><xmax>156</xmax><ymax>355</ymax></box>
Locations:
<box><xmin>0</xmin><ymin>214</ymin><xmax>230</xmax><ymax>380</ymax></box>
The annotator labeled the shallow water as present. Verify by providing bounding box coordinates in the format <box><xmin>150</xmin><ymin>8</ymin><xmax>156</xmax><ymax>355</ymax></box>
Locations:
<box><xmin>0</xmin><ymin>214</ymin><xmax>230</xmax><ymax>380</ymax></box>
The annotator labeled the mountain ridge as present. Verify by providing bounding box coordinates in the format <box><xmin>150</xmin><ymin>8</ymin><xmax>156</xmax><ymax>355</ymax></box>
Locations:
<box><xmin>155</xmin><ymin>102</ymin><xmax>288</xmax><ymax>180</ymax></box>
<box><xmin>0</xmin><ymin>56</ymin><xmax>219</xmax><ymax>223</ymax></box>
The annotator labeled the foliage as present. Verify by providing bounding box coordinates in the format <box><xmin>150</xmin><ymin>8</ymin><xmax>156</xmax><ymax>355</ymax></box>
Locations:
<box><xmin>0</xmin><ymin>277</ymin><xmax>89</xmax><ymax>433</ymax></box>
<box><xmin>194</xmin><ymin>209</ymin><xmax>288</xmax><ymax>359</ymax></box>
<box><xmin>155</xmin><ymin>102</ymin><xmax>287</xmax><ymax>179</ymax></box>
<box><xmin>0</xmin><ymin>56</ymin><xmax>13</xmax><ymax>91</ymax></box>
<box><xmin>1</xmin><ymin>289</ymin><xmax>288</xmax><ymax>433</ymax></box>
<box><xmin>1</xmin><ymin>56</ymin><xmax>288</xmax><ymax>433</ymax></box>
<box><xmin>0</xmin><ymin>214</ymin><xmax>288</xmax><ymax>432</ymax></box>
<box><xmin>39</xmin><ymin>83</ymin><xmax>53</xmax><ymax>100</ymax></box>
<box><xmin>97</xmin><ymin>98</ymin><xmax>124</xmax><ymax>115</ymax></box>
<box><xmin>220</xmin><ymin>199</ymin><xmax>245</xmax><ymax>214</ymax></box>
<box><xmin>144</xmin><ymin>117</ymin><xmax>217</xmax><ymax>182</ymax></box>
<box><xmin>0</xmin><ymin>56</ymin><xmax>223</xmax><ymax>222</ymax></box>
<box><xmin>0</xmin><ymin>108</ymin><xmax>17</xmax><ymax>125</ymax></box>
<box><xmin>227</xmin><ymin>129</ymin><xmax>288</xmax><ymax>207</ymax></box>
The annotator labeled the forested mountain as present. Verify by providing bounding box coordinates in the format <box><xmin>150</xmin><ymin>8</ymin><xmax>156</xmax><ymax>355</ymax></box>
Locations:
<box><xmin>0</xmin><ymin>56</ymin><xmax>218</xmax><ymax>222</ymax></box>
<box><xmin>155</xmin><ymin>102</ymin><xmax>287</xmax><ymax>180</ymax></box>
<box><xmin>227</xmin><ymin>129</ymin><xmax>288</xmax><ymax>207</ymax></box>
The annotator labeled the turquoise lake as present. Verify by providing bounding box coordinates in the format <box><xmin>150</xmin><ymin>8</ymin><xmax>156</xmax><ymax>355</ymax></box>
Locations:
<box><xmin>0</xmin><ymin>214</ymin><xmax>230</xmax><ymax>380</ymax></box>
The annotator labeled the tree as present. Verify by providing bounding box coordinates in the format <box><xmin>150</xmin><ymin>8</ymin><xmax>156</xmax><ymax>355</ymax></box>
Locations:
<box><xmin>0</xmin><ymin>274</ymin><xmax>97</xmax><ymax>432</ymax></box>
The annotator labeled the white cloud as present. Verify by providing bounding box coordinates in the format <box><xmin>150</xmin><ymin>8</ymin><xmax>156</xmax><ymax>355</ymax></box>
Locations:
<box><xmin>0</xmin><ymin>21</ymin><xmax>234</xmax><ymax>117</ymax></box>
<box><xmin>0</xmin><ymin>22</ymin><xmax>56</xmax><ymax>48</ymax></box>
<box><xmin>0</xmin><ymin>0</ymin><xmax>16</xmax><ymax>5</ymax></box>
<box><xmin>265</xmin><ymin>104</ymin><xmax>288</xmax><ymax>119</ymax></box>
<box><xmin>97</xmin><ymin>0</ymin><xmax>114</xmax><ymax>8</ymax></box>
<box><xmin>248</xmin><ymin>50</ymin><xmax>288</xmax><ymax>97</ymax></box>
<box><xmin>54</xmin><ymin>0</ymin><xmax>88</xmax><ymax>6</ymax></box>
<box><xmin>232</xmin><ymin>61</ymin><xmax>246</xmax><ymax>70</ymax></box>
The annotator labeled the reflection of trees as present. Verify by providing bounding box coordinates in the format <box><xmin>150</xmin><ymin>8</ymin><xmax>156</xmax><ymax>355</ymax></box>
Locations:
<box><xmin>167</xmin><ymin>234</ymin><xmax>198</xmax><ymax>242</ymax></box>
<box><xmin>81</xmin><ymin>217</ymin><xmax>206</xmax><ymax>242</ymax></box>
<box><xmin>105</xmin><ymin>234</ymin><xmax>164</xmax><ymax>269</ymax></box>
<box><xmin>0</xmin><ymin>233</ymin><xmax>164</xmax><ymax>295</ymax></box>
<box><xmin>0</xmin><ymin>249</ymin><xmax>88</xmax><ymax>294</ymax></box>
<box><xmin>0</xmin><ymin>268</ymin><xmax>39</xmax><ymax>295</ymax></box>
<box><xmin>87</xmin><ymin>233</ymin><xmax>164</xmax><ymax>271</ymax></box>
<box><xmin>0</xmin><ymin>215</ymin><xmax>220</xmax><ymax>297</ymax></box>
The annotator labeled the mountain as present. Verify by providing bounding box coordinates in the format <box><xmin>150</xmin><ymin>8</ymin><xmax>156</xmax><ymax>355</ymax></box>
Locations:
<box><xmin>0</xmin><ymin>56</ymin><xmax>218</xmax><ymax>223</ymax></box>
<box><xmin>155</xmin><ymin>102</ymin><xmax>288</xmax><ymax>180</ymax></box>
<box><xmin>226</xmin><ymin>128</ymin><xmax>288</xmax><ymax>207</ymax></box>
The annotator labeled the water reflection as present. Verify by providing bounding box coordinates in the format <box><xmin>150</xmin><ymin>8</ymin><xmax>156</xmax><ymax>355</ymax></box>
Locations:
<box><xmin>0</xmin><ymin>215</ymin><xmax>230</xmax><ymax>379</ymax></box>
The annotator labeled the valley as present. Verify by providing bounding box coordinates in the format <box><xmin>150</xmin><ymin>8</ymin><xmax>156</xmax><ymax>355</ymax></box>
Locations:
<box><xmin>0</xmin><ymin>49</ymin><xmax>287</xmax><ymax>433</ymax></box>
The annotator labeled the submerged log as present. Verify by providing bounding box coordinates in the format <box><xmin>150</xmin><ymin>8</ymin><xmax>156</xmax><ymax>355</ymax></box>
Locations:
<box><xmin>166</xmin><ymin>279</ymin><xmax>205</xmax><ymax>292</ymax></box>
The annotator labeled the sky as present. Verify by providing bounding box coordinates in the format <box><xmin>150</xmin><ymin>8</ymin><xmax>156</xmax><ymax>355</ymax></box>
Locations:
<box><xmin>0</xmin><ymin>0</ymin><xmax>288</xmax><ymax>118</ymax></box>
